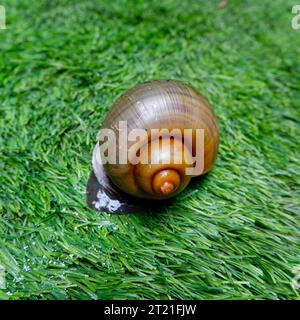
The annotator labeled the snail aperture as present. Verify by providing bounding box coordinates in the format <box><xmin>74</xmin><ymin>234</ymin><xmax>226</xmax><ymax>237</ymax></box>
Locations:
<box><xmin>87</xmin><ymin>80</ymin><xmax>219</xmax><ymax>213</ymax></box>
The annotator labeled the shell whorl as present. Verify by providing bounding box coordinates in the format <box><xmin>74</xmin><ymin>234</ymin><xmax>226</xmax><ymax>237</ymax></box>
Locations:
<box><xmin>100</xmin><ymin>80</ymin><xmax>219</xmax><ymax>199</ymax></box>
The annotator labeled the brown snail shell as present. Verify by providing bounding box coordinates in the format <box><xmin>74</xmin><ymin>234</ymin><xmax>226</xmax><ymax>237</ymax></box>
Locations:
<box><xmin>87</xmin><ymin>80</ymin><xmax>219</xmax><ymax>214</ymax></box>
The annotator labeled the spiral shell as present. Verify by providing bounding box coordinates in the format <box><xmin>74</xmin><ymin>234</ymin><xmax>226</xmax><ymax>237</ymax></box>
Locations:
<box><xmin>96</xmin><ymin>80</ymin><xmax>219</xmax><ymax>201</ymax></box>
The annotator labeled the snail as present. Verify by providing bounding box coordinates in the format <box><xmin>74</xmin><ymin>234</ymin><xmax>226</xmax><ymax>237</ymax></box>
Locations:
<box><xmin>87</xmin><ymin>80</ymin><xmax>219</xmax><ymax>214</ymax></box>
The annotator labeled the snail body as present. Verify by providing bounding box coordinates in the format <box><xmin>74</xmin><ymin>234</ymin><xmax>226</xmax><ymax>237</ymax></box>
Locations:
<box><xmin>88</xmin><ymin>80</ymin><xmax>219</xmax><ymax>213</ymax></box>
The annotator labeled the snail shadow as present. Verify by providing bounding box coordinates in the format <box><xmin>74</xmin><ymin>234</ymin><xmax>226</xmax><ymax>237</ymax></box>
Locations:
<box><xmin>86</xmin><ymin>170</ymin><xmax>173</xmax><ymax>216</ymax></box>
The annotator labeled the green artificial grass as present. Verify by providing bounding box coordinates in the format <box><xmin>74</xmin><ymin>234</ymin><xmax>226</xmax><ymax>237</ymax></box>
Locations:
<box><xmin>0</xmin><ymin>0</ymin><xmax>299</xmax><ymax>300</ymax></box>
